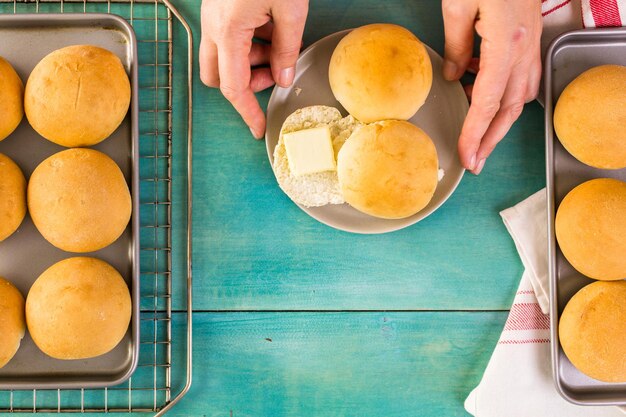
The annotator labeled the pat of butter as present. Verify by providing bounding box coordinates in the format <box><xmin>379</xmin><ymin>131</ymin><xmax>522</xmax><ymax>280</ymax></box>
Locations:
<box><xmin>283</xmin><ymin>126</ymin><xmax>336</xmax><ymax>176</ymax></box>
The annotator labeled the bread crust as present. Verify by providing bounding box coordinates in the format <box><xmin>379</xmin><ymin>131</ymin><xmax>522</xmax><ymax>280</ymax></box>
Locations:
<box><xmin>554</xmin><ymin>65</ymin><xmax>626</xmax><ymax>169</ymax></box>
<box><xmin>556</xmin><ymin>178</ymin><xmax>626</xmax><ymax>281</ymax></box>
<box><xmin>25</xmin><ymin>45</ymin><xmax>130</xmax><ymax>147</ymax></box>
<box><xmin>0</xmin><ymin>277</ymin><xmax>25</xmax><ymax>368</ymax></box>
<box><xmin>25</xmin><ymin>257</ymin><xmax>131</xmax><ymax>360</ymax></box>
<box><xmin>0</xmin><ymin>153</ymin><xmax>26</xmax><ymax>242</ymax></box>
<box><xmin>28</xmin><ymin>148</ymin><xmax>131</xmax><ymax>253</ymax></box>
<box><xmin>329</xmin><ymin>24</ymin><xmax>432</xmax><ymax>123</ymax></box>
<box><xmin>0</xmin><ymin>56</ymin><xmax>24</xmax><ymax>141</ymax></box>
<box><xmin>559</xmin><ymin>280</ymin><xmax>626</xmax><ymax>382</ymax></box>
<box><xmin>337</xmin><ymin>120</ymin><xmax>438</xmax><ymax>219</ymax></box>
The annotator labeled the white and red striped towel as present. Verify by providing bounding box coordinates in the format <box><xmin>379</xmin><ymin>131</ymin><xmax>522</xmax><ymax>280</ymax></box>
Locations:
<box><xmin>541</xmin><ymin>0</ymin><xmax>626</xmax><ymax>54</ymax></box>
<box><xmin>464</xmin><ymin>190</ymin><xmax>626</xmax><ymax>417</ymax></box>
<box><xmin>542</xmin><ymin>0</ymin><xmax>625</xmax><ymax>27</ymax></box>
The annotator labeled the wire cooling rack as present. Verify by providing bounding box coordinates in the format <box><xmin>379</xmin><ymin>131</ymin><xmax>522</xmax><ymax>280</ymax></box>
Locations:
<box><xmin>0</xmin><ymin>0</ymin><xmax>193</xmax><ymax>415</ymax></box>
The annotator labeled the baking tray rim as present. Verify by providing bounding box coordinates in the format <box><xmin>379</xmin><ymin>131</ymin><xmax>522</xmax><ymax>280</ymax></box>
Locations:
<box><xmin>545</xmin><ymin>26</ymin><xmax>626</xmax><ymax>407</ymax></box>
<box><xmin>0</xmin><ymin>12</ymin><xmax>140</xmax><ymax>390</ymax></box>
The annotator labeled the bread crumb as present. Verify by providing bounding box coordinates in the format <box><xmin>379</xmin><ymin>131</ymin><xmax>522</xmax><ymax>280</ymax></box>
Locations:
<box><xmin>294</xmin><ymin>87</ymin><xmax>302</xmax><ymax>96</ymax></box>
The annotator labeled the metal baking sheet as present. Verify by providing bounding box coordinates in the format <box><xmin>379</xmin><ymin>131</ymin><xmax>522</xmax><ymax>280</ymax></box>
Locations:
<box><xmin>545</xmin><ymin>27</ymin><xmax>626</xmax><ymax>406</ymax></box>
<box><xmin>0</xmin><ymin>14</ymin><xmax>139</xmax><ymax>389</ymax></box>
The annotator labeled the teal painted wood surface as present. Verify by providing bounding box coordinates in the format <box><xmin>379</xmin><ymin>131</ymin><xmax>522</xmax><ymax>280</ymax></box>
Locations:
<box><xmin>177</xmin><ymin>0</ymin><xmax>546</xmax><ymax>311</ymax></box>
<box><xmin>168</xmin><ymin>312</ymin><xmax>505</xmax><ymax>417</ymax></box>
<box><xmin>0</xmin><ymin>312</ymin><xmax>505</xmax><ymax>417</ymax></box>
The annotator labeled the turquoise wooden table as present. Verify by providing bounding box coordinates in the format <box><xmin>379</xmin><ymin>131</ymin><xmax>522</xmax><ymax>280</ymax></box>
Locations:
<box><xmin>1</xmin><ymin>0</ymin><xmax>546</xmax><ymax>416</ymax></box>
<box><xmin>171</xmin><ymin>0</ymin><xmax>544</xmax><ymax>414</ymax></box>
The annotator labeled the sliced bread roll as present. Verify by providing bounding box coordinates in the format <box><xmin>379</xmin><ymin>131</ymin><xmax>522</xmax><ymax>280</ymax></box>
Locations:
<box><xmin>273</xmin><ymin>106</ymin><xmax>361</xmax><ymax>207</ymax></box>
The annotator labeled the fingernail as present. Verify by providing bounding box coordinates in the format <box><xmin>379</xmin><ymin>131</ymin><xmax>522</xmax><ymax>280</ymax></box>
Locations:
<box><xmin>469</xmin><ymin>153</ymin><xmax>477</xmax><ymax>171</ymax></box>
<box><xmin>443</xmin><ymin>60</ymin><xmax>457</xmax><ymax>81</ymax></box>
<box><xmin>250</xmin><ymin>127</ymin><xmax>262</xmax><ymax>140</ymax></box>
<box><xmin>473</xmin><ymin>158</ymin><xmax>486</xmax><ymax>175</ymax></box>
<box><xmin>279</xmin><ymin>67</ymin><xmax>295</xmax><ymax>87</ymax></box>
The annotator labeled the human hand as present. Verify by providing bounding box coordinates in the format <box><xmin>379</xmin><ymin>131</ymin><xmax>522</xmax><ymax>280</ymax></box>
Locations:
<box><xmin>442</xmin><ymin>0</ymin><xmax>542</xmax><ymax>174</ymax></box>
<box><xmin>200</xmin><ymin>0</ymin><xmax>309</xmax><ymax>139</ymax></box>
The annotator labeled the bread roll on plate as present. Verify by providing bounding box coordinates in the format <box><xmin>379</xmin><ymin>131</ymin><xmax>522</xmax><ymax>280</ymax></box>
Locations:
<box><xmin>555</xmin><ymin>178</ymin><xmax>626</xmax><ymax>281</ymax></box>
<box><xmin>329</xmin><ymin>24</ymin><xmax>432</xmax><ymax>123</ymax></box>
<box><xmin>0</xmin><ymin>56</ymin><xmax>24</xmax><ymax>142</ymax></box>
<box><xmin>28</xmin><ymin>148</ymin><xmax>131</xmax><ymax>253</ymax></box>
<box><xmin>553</xmin><ymin>65</ymin><xmax>626</xmax><ymax>169</ymax></box>
<box><xmin>559</xmin><ymin>280</ymin><xmax>626</xmax><ymax>383</ymax></box>
<box><xmin>337</xmin><ymin>120</ymin><xmax>438</xmax><ymax>219</ymax></box>
<box><xmin>273</xmin><ymin>105</ymin><xmax>361</xmax><ymax>207</ymax></box>
<box><xmin>26</xmin><ymin>257</ymin><xmax>131</xmax><ymax>360</ymax></box>
<box><xmin>25</xmin><ymin>45</ymin><xmax>131</xmax><ymax>147</ymax></box>
<box><xmin>0</xmin><ymin>277</ymin><xmax>25</xmax><ymax>369</ymax></box>
<box><xmin>0</xmin><ymin>153</ymin><xmax>26</xmax><ymax>242</ymax></box>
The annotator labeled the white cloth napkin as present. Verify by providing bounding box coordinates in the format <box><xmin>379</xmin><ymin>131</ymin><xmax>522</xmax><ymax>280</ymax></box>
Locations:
<box><xmin>464</xmin><ymin>190</ymin><xmax>626</xmax><ymax>417</ymax></box>
<box><xmin>500</xmin><ymin>190</ymin><xmax>550</xmax><ymax>314</ymax></box>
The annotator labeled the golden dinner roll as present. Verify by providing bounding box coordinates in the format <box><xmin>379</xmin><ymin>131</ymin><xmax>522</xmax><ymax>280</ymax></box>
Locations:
<box><xmin>329</xmin><ymin>24</ymin><xmax>432</xmax><ymax>123</ymax></box>
<box><xmin>0</xmin><ymin>153</ymin><xmax>26</xmax><ymax>242</ymax></box>
<box><xmin>337</xmin><ymin>120</ymin><xmax>438</xmax><ymax>219</ymax></box>
<box><xmin>28</xmin><ymin>148</ymin><xmax>131</xmax><ymax>253</ymax></box>
<box><xmin>0</xmin><ymin>277</ymin><xmax>25</xmax><ymax>368</ymax></box>
<box><xmin>553</xmin><ymin>65</ymin><xmax>626</xmax><ymax>169</ymax></box>
<box><xmin>26</xmin><ymin>257</ymin><xmax>131</xmax><ymax>360</ymax></box>
<box><xmin>0</xmin><ymin>57</ymin><xmax>24</xmax><ymax>141</ymax></box>
<box><xmin>25</xmin><ymin>45</ymin><xmax>131</xmax><ymax>147</ymax></box>
<box><xmin>555</xmin><ymin>178</ymin><xmax>626</xmax><ymax>281</ymax></box>
<box><xmin>559</xmin><ymin>280</ymin><xmax>626</xmax><ymax>383</ymax></box>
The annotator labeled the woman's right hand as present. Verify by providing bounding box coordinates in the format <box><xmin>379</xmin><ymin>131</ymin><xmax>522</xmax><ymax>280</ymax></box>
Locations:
<box><xmin>200</xmin><ymin>0</ymin><xmax>309</xmax><ymax>139</ymax></box>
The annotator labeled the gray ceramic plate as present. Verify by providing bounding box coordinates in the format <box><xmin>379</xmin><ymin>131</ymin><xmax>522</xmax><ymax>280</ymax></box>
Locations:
<box><xmin>266</xmin><ymin>29</ymin><xmax>468</xmax><ymax>234</ymax></box>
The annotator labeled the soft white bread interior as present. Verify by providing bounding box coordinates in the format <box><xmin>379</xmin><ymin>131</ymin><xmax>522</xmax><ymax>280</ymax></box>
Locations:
<box><xmin>273</xmin><ymin>106</ymin><xmax>361</xmax><ymax>207</ymax></box>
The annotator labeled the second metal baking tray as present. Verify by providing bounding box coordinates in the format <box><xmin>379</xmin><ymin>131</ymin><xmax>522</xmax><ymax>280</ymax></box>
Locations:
<box><xmin>0</xmin><ymin>14</ymin><xmax>139</xmax><ymax>389</ymax></box>
<box><xmin>545</xmin><ymin>27</ymin><xmax>626</xmax><ymax>406</ymax></box>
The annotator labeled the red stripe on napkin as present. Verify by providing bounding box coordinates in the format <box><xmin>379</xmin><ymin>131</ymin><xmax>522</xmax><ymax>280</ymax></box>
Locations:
<box><xmin>503</xmin><ymin>303</ymin><xmax>550</xmax><ymax>331</ymax></box>
<box><xmin>590</xmin><ymin>0</ymin><xmax>623</xmax><ymax>25</ymax></box>
<box><xmin>498</xmin><ymin>339</ymin><xmax>550</xmax><ymax>345</ymax></box>
<box><xmin>542</xmin><ymin>0</ymin><xmax>572</xmax><ymax>16</ymax></box>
